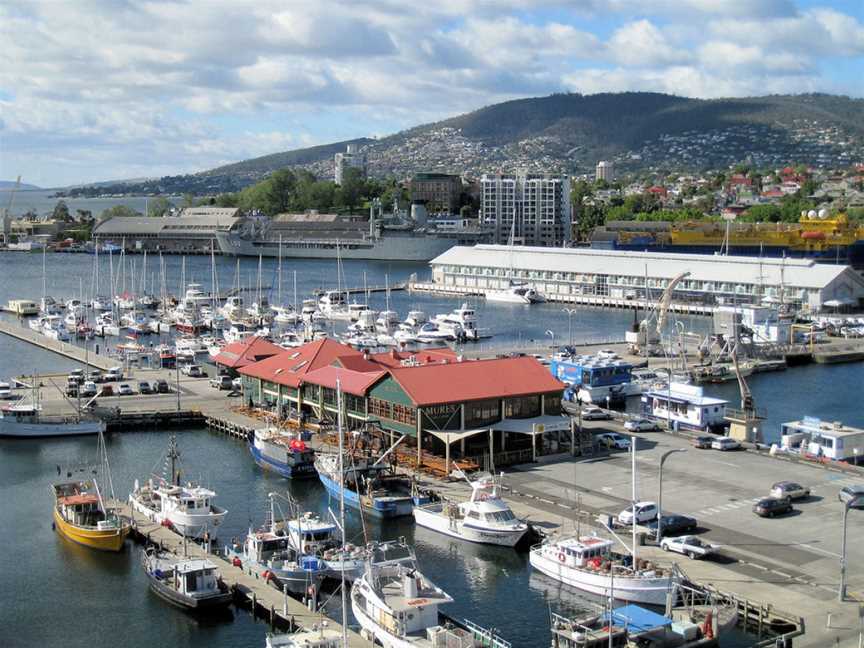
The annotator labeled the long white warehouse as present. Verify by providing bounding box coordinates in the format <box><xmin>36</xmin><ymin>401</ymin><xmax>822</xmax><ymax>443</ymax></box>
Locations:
<box><xmin>429</xmin><ymin>245</ymin><xmax>864</xmax><ymax>311</ymax></box>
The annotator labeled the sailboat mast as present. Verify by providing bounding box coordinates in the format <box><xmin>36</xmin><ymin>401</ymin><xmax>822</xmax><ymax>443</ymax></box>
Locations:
<box><xmin>337</xmin><ymin>378</ymin><xmax>348</xmax><ymax>647</ymax></box>
<box><xmin>277</xmin><ymin>235</ymin><xmax>283</xmax><ymax>306</ymax></box>
<box><xmin>631</xmin><ymin>437</ymin><xmax>637</xmax><ymax>566</ymax></box>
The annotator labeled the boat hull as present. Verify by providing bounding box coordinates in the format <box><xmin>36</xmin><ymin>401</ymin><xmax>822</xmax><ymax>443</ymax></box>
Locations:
<box><xmin>129</xmin><ymin>495</ymin><xmax>226</xmax><ymax>537</ymax></box>
<box><xmin>249</xmin><ymin>440</ymin><xmax>316</xmax><ymax>479</ymax></box>
<box><xmin>53</xmin><ymin>507</ymin><xmax>130</xmax><ymax>552</ymax></box>
<box><xmin>529</xmin><ymin>548</ymin><xmax>673</xmax><ymax>606</ymax></box>
<box><xmin>413</xmin><ymin>506</ymin><xmax>526</xmax><ymax>547</ymax></box>
<box><xmin>0</xmin><ymin>418</ymin><xmax>105</xmax><ymax>438</ymax></box>
<box><xmin>146</xmin><ymin>575</ymin><xmax>233</xmax><ymax>611</ymax></box>
<box><xmin>317</xmin><ymin>471</ymin><xmax>413</xmax><ymax>519</ymax></box>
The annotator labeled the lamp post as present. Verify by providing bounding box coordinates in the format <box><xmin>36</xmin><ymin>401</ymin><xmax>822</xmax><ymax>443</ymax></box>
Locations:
<box><xmin>656</xmin><ymin>448</ymin><xmax>687</xmax><ymax>543</ymax></box>
<box><xmin>562</xmin><ymin>308</ymin><xmax>578</xmax><ymax>347</ymax></box>
<box><xmin>545</xmin><ymin>329</ymin><xmax>556</xmax><ymax>357</ymax></box>
<box><xmin>839</xmin><ymin>494</ymin><xmax>864</xmax><ymax>601</ymax></box>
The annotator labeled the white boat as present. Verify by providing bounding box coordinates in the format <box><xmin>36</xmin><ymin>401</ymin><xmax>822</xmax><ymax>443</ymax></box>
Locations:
<box><xmin>141</xmin><ymin>547</ymin><xmax>232</xmax><ymax>611</ymax></box>
<box><xmin>129</xmin><ymin>435</ymin><xmax>227</xmax><ymax>537</ymax></box>
<box><xmin>529</xmin><ymin>535</ymin><xmax>676</xmax><ymax>606</ymax></box>
<box><xmin>351</xmin><ymin>544</ymin><xmax>510</xmax><ymax>648</ymax></box>
<box><xmin>376</xmin><ymin>310</ymin><xmax>400</xmax><ymax>334</ymax></box>
<box><xmin>403</xmin><ymin>310</ymin><xmax>427</xmax><ymax>328</ymax></box>
<box><xmin>266</xmin><ymin>626</ymin><xmax>344</xmax><ymax>648</ymax></box>
<box><xmin>91</xmin><ymin>295</ymin><xmax>112</xmax><ymax>311</ymax></box>
<box><xmin>273</xmin><ymin>305</ymin><xmax>300</xmax><ymax>324</ymax></box>
<box><xmin>415</xmin><ymin>321</ymin><xmax>459</xmax><ymax>343</ymax></box>
<box><xmin>40</xmin><ymin>296</ymin><xmax>62</xmax><ymax>314</ymax></box>
<box><xmin>413</xmin><ymin>473</ymin><xmax>528</xmax><ymax>547</ymax></box>
<box><xmin>301</xmin><ymin>299</ymin><xmax>325</xmax><ymax>322</ymax></box>
<box><xmin>0</xmin><ymin>382</ymin><xmax>12</xmax><ymax>399</ymax></box>
<box><xmin>433</xmin><ymin>303</ymin><xmax>480</xmax><ymax>340</ymax></box>
<box><xmin>95</xmin><ymin>312</ymin><xmax>122</xmax><ymax>337</ymax></box>
<box><xmin>276</xmin><ymin>330</ymin><xmax>303</xmax><ymax>349</ymax></box>
<box><xmin>28</xmin><ymin>316</ymin><xmax>46</xmax><ymax>332</ymax></box>
<box><xmin>286</xmin><ymin>512</ymin><xmax>339</xmax><ymax>555</ymax></box>
<box><xmin>42</xmin><ymin>315</ymin><xmax>71</xmax><ymax>341</ymax></box>
<box><xmin>174</xmin><ymin>336</ymin><xmax>208</xmax><ymax>356</ymax></box>
<box><xmin>485</xmin><ymin>282</ymin><xmax>545</xmax><ymax>304</ymax></box>
<box><xmin>318</xmin><ymin>291</ymin><xmax>350</xmax><ymax>320</ymax></box>
<box><xmin>248</xmin><ymin>298</ymin><xmax>274</xmax><ymax>324</ymax></box>
<box><xmin>220</xmin><ymin>295</ymin><xmax>245</xmax><ymax>322</ymax></box>
<box><xmin>0</xmin><ymin>403</ymin><xmax>105</xmax><ymax>437</ymax></box>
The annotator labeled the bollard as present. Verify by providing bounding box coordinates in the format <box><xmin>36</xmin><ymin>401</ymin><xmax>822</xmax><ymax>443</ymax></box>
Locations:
<box><xmin>827</xmin><ymin>612</ymin><xmax>833</xmax><ymax>629</ymax></box>
<box><xmin>283</xmin><ymin>584</ymin><xmax>288</xmax><ymax>616</ymax></box>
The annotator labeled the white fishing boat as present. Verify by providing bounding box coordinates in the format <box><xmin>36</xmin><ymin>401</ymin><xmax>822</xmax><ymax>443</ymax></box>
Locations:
<box><xmin>413</xmin><ymin>473</ymin><xmax>528</xmax><ymax>547</ymax></box>
<box><xmin>142</xmin><ymin>547</ymin><xmax>232</xmax><ymax>611</ymax></box>
<box><xmin>351</xmin><ymin>544</ymin><xmax>510</xmax><ymax>648</ymax></box>
<box><xmin>0</xmin><ymin>402</ymin><xmax>105</xmax><ymax>437</ymax></box>
<box><xmin>129</xmin><ymin>435</ymin><xmax>227</xmax><ymax>537</ymax></box>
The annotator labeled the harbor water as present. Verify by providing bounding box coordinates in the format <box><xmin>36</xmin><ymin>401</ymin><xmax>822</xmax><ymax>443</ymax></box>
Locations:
<box><xmin>1</xmin><ymin>251</ymin><xmax>862</xmax><ymax>647</ymax></box>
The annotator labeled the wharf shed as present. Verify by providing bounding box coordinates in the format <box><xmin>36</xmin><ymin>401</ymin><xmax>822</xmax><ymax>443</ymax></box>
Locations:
<box><xmin>429</xmin><ymin>244</ymin><xmax>864</xmax><ymax>311</ymax></box>
<box><xmin>93</xmin><ymin>207</ymin><xmax>242</xmax><ymax>253</ymax></box>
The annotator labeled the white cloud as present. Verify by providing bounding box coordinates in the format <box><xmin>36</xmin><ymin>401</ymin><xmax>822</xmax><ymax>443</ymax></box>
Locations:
<box><xmin>607</xmin><ymin>20</ymin><xmax>689</xmax><ymax>66</ymax></box>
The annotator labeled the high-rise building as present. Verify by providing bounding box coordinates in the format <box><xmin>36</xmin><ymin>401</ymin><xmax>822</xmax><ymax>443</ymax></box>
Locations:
<box><xmin>334</xmin><ymin>144</ymin><xmax>367</xmax><ymax>186</ymax></box>
<box><xmin>409</xmin><ymin>173</ymin><xmax>462</xmax><ymax>214</ymax></box>
<box><xmin>595</xmin><ymin>160</ymin><xmax>614</xmax><ymax>182</ymax></box>
<box><xmin>481</xmin><ymin>173</ymin><xmax>571</xmax><ymax>246</ymax></box>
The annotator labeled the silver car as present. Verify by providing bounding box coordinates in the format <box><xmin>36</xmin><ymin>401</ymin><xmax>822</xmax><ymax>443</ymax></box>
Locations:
<box><xmin>770</xmin><ymin>481</ymin><xmax>810</xmax><ymax>502</ymax></box>
<box><xmin>839</xmin><ymin>484</ymin><xmax>864</xmax><ymax>508</ymax></box>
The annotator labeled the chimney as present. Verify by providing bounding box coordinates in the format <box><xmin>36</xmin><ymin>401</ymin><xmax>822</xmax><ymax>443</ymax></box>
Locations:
<box><xmin>363</xmin><ymin>350</ymin><xmax>369</xmax><ymax>361</ymax></box>
<box><xmin>390</xmin><ymin>349</ymin><xmax>397</xmax><ymax>359</ymax></box>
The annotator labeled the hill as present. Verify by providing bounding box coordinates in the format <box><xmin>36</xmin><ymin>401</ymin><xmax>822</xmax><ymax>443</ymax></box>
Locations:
<box><xmin>65</xmin><ymin>92</ymin><xmax>864</xmax><ymax>196</ymax></box>
<box><xmin>0</xmin><ymin>180</ymin><xmax>42</xmax><ymax>190</ymax></box>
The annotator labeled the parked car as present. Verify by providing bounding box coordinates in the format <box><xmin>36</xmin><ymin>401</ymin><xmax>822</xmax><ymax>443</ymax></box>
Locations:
<box><xmin>618</xmin><ymin>501</ymin><xmax>658</xmax><ymax>526</ymax></box>
<box><xmin>646</xmin><ymin>514</ymin><xmax>698</xmax><ymax>537</ymax></box>
<box><xmin>210</xmin><ymin>375</ymin><xmax>233</xmax><ymax>390</ymax></box>
<box><xmin>105</xmin><ymin>366</ymin><xmax>123</xmax><ymax>382</ymax></box>
<box><xmin>180</xmin><ymin>364</ymin><xmax>203</xmax><ymax>377</ymax></box>
<box><xmin>753</xmin><ymin>497</ymin><xmax>793</xmax><ymax>518</ymax></box>
<box><xmin>692</xmin><ymin>435</ymin><xmax>714</xmax><ymax>449</ymax></box>
<box><xmin>99</xmin><ymin>385</ymin><xmax>114</xmax><ymax>397</ymax></box>
<box><xmin>155</xmin><ymin>379</ymin><xmax>171</xmax><ymax>393</ymax></box>
<box><xmin>582</xmin><ymin>406</ymin><xmax>612</xmax><ymax>421</ymax></box>
<box><xmin>839</xmin><ymin>484</ymin><xmax>864</xmax><ymax>508</ymax></box>
<box><xmin>597</xmin><ymin>349</ymin><xmax>620</xmax><ymax>359</ymax></box>
<box><xmin>660</xmin><ymin>535</ymin><xmax>717</xmax><ymax>560</ymax></box>
<box><xmin>87</xmin><ymin>370</ymin><xmax>103</xmax><ymax>383</ymax></box>
<box><xmin>711</xmin><ymin>436</ymin><xmax>740</xmax><ymax>451</ymax></box>
<box><xmin>138</xmin><ymin>381</ymin><xmax>153</xmax><ymax>394</ymax></box>
<box><xmin>117</xmin><ymin>383</ymin><xmax>134</xmax><ymax>396</ymax></box>
<box><xmin>770</xmin><ymin>481</ymin><xmax>811</xmax><ymax>502</ymax></box>
<box><xmin>80</xmin><ymin>381</ymin><xmax>97</xmax><ymax>397</ymax></box>
<box><xmin>597</xmin><ymin>432</ymin><xmax>631</xmax><ymax>450</ymax></box>
<box><xmin>65</xmin><ymin>382</ymin><xmax>79</xmax><ymax>397</ymax></box>
<box><xmin>231</xmin><ymin>377</ymin><xmax>242</xmax><ymax>391</ymax></box>
<box><xmin>624</xmin><ymin>418</ymin><xmax>659</xmax><ymax>432</ymax></box>
<box><xmin>67</xmin><ymin>370</ymin><xmax>84</xmax><ymax>384</ymax></box>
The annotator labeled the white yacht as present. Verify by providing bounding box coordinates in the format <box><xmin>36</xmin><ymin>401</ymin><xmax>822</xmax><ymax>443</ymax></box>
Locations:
<box><xmin>415</xmin><ymin>321</ymin><xmax>459</xmax><ymax>343</ymax></box>
<box><xmin>174</xmin><ymin>336</ymin><xmax>208</xmax><ymax>356</ymax></box>
<box><xmin>95</xmin><ymin>312</ymin><xmax>121</xmax><ymax>337</ymax></box>
<box><xmin>352</xmin><ymin>543</ymin><xmax>510</xmax><ymax>648</ymax></box>
<box><xmin>529</xmin><ymin>535</ymin><xmax>677</xmax><ymax>606</ymax></box>
<box><xmin>273</xmin><ymin>305</ymin><xmax>300</xmax><ymax>324</ymax></box>
<box><xmin>221</xmin><ymin>295</ymin><xmax>245</xmax><ymax>322</ymax></box>
<box><xmin>266</xmin><ymin>626</ymin><xmax>344</xmax><ymax>648</ymax></box>
<box><xmin>433</xmin><ymin>303</ymin><xmax>480</xmax><ymax>340</ymax></box>
<box><xmin>413</xmin><ymin>474</ymin><xmax>528</xmax><ymax>547</ymax></box>
<box><xmin>42</xmin><ymin>315</ymin><xmax>71</xmax><ymax>341</ymax></box>
<box><xmin>485</xmin><ymin>282</ymin><xmax>545</xmax><ymax>305</ymax></box>
<box><xmin>301</xmin><ymin>298</ymin><xmax>326</xmax><ymax>322</ymax></box>
<box><xmin>248</xmin><ymin>298</ymin><xmax>274</xmax><ymax>324</ymax></box>
<box><xmin>318</xmin><ymin>291</ymin><xmax>350</xmax><ymax>320</ymax></box>
<box><xmin>376</xmin><ymin>310</ymin><xmax>400</xmax><ymax>334</ymax></box>
<box><xmin>403</xmin><ymin>310</ymin><xmax>428</xmax><ymax>328</ymax></box>
<box><xmin>129</xmin><ymin>435</ymin><xmax>227</xmax><ymax>537</ymax></box>
<box><xmin>91</xmin><ymin>295</ymin><xmax>112</xmax><ymax>311</ymax></box>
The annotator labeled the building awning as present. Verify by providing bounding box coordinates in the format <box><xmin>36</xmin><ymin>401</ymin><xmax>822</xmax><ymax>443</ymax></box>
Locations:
<box><xmin>493</xmin><ymin>415</ymin><xmax>571</xmax><ymax>435</ymax></box>
<box><xmin>423</xmin><ymin>428</ymin><xmax>489</xmax><ymax>444</ymax></box>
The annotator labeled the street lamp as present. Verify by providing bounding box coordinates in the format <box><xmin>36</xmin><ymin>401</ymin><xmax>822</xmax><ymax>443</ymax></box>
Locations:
<box><xmin>656</xmin><ymin>448</ymin><xmax>687</xmax><ymax>542</ymax></box>
<box><xmin>545</xmin><ymin>329</ymin><xmax>556</xmax><ymax>357</ymax></box>
<box><xmin>562</xmin><ymin>308</ymin><xmax>578</xmax><ymax>347</ymax></box>
<box><xmin>839</xmin><ymin>494</ymin><xmax>864</xmax><ymax>601</ymax></box>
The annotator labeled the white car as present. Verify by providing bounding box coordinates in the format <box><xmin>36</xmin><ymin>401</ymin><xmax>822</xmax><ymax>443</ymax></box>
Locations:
<box><xmin>597</xmin><ymin>349</ymin><xmax>620</xmax><ymax>359</ymax></box>
<box><xmin>80</xmin><ymin>381</ymin><xmax>98</xmax><ymax>397</ymax></box>
<box><xmin>659</xmin><ymin>535</ymin><xmax>717</xmax><ymax>560</ymax></box>
<box><xmin>618</xmin><ymin>501</ymin><xmax>658</xmax><ymax>526</ymax></box>
<box><xmin>180</xmin><ymin>364</ymin><xmax>203</xmax><ymax>377</ymax></box>
<box><xmin>624</xmin><ymin>418</ymin><xmax>659</xmax><ymax>432</ymax></box>
<box><xmin>582</xmin><ymin>406</ymin><xmax>612</xmax><ymax>421</ymax></box>
<box><xmin>711</xmin><ymin>436</ymin><xmax>740</xmax><ymax>451</ymax></box>
<box><xmin>117</xmin><ymin>383</ymin><xmax>134</xmax><ymax>396</ymax></box>
<box><xmin>597</xmin><ymin>432</ymin><xmax>631</xmax><ymax>449</ymax></box>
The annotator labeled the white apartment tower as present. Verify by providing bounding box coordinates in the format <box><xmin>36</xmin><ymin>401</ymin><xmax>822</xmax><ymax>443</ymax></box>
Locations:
<box><xmin>595</xmin><ymin>160</ymin><xmax>614</xmax><ymax>182</ymax></box>
<box><xmin>334</xmin><ymin>144</ymin><xmax>367</xmax><ymax>186</ymax></box>
<box><xmin>481</xmin><ymin>173</ymin><xmax>571</xmax><ymax>246</ymax></box>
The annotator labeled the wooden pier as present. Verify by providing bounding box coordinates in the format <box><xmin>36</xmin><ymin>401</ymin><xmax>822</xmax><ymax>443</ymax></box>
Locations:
<box><xmin>0</xmin><ymin>319</ymin><xmax>117</xmax><ymax>370</ymax></box>
<box><xmin>117</xmin><ymin>499</ymin><xmax>369</xmax><ymax>646</ymax></box>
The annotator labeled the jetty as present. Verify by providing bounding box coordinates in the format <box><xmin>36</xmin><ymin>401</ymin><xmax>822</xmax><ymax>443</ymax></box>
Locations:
<box><xmin>118</xmin><ymin>499</ymin><xmax>369</xmax><ymax>645</ymax></box>
<box><xmin>0</xmin><ymin>319</ymin><xmax>116</xmax><ymax>370</ymax></box>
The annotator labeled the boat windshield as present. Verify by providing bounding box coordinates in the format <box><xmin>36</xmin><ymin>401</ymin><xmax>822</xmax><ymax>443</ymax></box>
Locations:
<box><xmin>484</xmin><ymin>510</ymin><xmax>516</xmax><ymax>523</ymax></box>
<box><xmin>303</xmin><ymin>530</ymin><xmax>332</xmax><ymax>541</ymax></box>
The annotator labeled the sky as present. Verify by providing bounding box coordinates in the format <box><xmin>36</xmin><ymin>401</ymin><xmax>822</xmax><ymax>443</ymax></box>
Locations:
<box><xmin>1</xmin><ymin>0</ymin><xmax>863</xmax><ymax>188</ymax></box>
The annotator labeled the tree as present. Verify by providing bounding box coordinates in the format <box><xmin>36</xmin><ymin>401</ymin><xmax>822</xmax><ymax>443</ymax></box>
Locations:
<box><xmin>459</xmin><ymin>204</ymin><xmax>475</xmax><ymax>219</ymax></box>
<box><xmin>100</xmin><ymin>205</ymin><xmax>139</xmax><ymax>219</ymax></box>
<box><xmin>337</xmin><ymin>167</ymin><xmax>364</xmax><ymax>214</ymax></box>
<box><xmin>52</xmin><ymin>200</ymin><xmax>71</xmax><ymax>222</ymax></box>
<box><xmin>265</xmin><ymin>169</ymin><xmax>297</xmax><ymax>215</ymax></box>
<box><xmin>147</xmin><ymin>196</ymin><xmax>173</xmax><ymax>217</ymax></box>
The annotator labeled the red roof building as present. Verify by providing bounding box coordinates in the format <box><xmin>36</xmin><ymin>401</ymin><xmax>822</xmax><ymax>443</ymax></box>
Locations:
<box><xmin>213</xmin><ymin>337</ymin><xmax>284</xmax><ymax>370</ymax></box>
<box><xmin>238</xmin><ymin>338</ymin><xmax>361</xmax><ymax>388</ymax></box>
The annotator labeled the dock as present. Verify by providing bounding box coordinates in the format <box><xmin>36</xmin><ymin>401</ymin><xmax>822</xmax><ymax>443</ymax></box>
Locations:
<box><xmin>118</xmin><ymin>499</ymin><xmax>369</xmax><ymax>645</ymax></box>
<box><xmin>0</xmin><ymin>319</ymin><xmax>116</xmax><ymax>370</ymax></box>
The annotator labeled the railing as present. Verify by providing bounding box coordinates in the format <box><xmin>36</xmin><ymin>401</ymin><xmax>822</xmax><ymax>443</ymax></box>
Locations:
<box><xmin>459</xmin><ymin>618</ymin><xmax>511</xmax><ymax>648</ymax></box>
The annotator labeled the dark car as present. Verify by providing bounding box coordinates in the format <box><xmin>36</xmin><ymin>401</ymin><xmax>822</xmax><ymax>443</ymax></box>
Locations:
<box><xmin>155</xmin><ymin>379</ymin><xmax>171</xmax><ymax>393</ymax></box>
<box><xmin>646</xmin><ymin>514</ymin><xmax>698</xmax><ymax>537</ymax></box>
<box><xmin>99</xmin><ymin>385</ymin><xmax>114</xmax><ymax>397</ymax></box>
<box><xmin>692</xmin><ymin>435</ymin><xmax>714</xmax><ymax>449</ymax></box>
<box><xmin>88</xmin><ymin>370</ymin><xmax>103</xmax><ymax>383</ymax></box>
<box><xmin>138</xmin><ymin>381</ymin><xmax>153</xmax><ymax>394</ymax></box>
<box><xmin>753</xmin><ymin>497</ymin><xmax>793</xmax><ymax>518</ymax></box>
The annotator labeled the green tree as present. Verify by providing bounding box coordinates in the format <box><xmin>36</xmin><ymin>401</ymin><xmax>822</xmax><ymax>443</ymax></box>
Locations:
<box><xmin>100</xmin><ymin>205</ymin><xmax>139</xmax><ymax>219</ymax></box>
<box><xmin>214</xmin><ymin>193</ymin><xmax>239</xmax><ymax>208</ymax></box>
<box><xmin>147</xmin><ymin>196</ymin><xmax>173</xmax><ymax>217</ymax></box>
<box><xmin>265</xmin><ymin>169</ymin><xmax>297</xmax><ymax>215</ymax></box>
<box><xmin>52</xmin><ymin>200</ymin><xmax>71</xmax><ymax>221</ymax></box>
<box><xmin>337</xmin><ymin>167</ymin><xmax>364</xmax><ymax>213</ymax></box>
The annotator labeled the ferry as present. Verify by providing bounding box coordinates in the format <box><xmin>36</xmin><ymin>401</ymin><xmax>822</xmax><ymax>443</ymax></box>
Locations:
<box><xmin>250</xmin><ymin>427</ymin><xmax>316</xmax><ymax>478</ymax></box>
<box><xmin>641</xmin><ymin>383</ymin><xmax>728</xmax><ymax>432</ymax></box>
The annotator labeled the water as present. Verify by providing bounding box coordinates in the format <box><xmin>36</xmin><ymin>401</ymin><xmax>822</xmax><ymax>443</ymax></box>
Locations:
<box><xmin>1</xmin><ymin>251</ymin><xmax>862</xmax><ymax>647</ymax></box>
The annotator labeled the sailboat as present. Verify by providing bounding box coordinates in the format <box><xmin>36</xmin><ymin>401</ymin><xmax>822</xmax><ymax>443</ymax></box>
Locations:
<box><xmin>52</xmin><ymin>431</ymin><xmax>131</xmax><ymax>551</ymax></box>
<box><xmin>484</xmin><ymin>220</ymin><xmax>545</xmax><ymax>304</ymax></box>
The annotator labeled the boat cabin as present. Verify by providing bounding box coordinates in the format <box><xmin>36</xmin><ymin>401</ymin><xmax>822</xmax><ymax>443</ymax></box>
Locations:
<box><xmin>287</xmin><ymin>514</ymin><xmax>337</xmax><ymax>553</ymax></box>
<box><xmin>780</xmin><ymin>417</ymin><xmax>864</xmax><ymax>464</ymax></box>
<box><xmin>553</xmin><ymin>536</ymin><xmax>614</xmax><ymax>568</ymax></box>
<box><xmin>641</xmin><ymin>383</ymin><xmax>727</xmax><ymax>432</ymax></box>
<box><xmin>166</xmin><ymin>559</ymin><xmax>221</xmax><ymax>598</ymax></box>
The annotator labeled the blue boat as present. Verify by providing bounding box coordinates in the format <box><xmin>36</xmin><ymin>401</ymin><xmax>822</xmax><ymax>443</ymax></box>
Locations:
<box><xmin>314</xmin><ymin>452</ymin><xmax>426</xmax><ymax>519</ymax></box>
<box><xmin>249</xmin><ymin>428</ymin><xmax>316</xmax><ymax>479</ymax></box>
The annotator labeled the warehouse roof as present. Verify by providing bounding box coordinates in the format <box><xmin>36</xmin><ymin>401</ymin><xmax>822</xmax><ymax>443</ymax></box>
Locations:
<box><xmin>94</xmin><ymin>213</ymin><xmax>242</xmax><ymax>236</ymax></box>
<box><xmin>431</xmin><ymin>244</ymin><xmax>862</xmax><ymax>290</ymax></box>
<box><xmin>213</xmin><ymin>337</ymin><xmax>283</xmax><ymax>370</ymax></box>
<box><xmin>239</xmin><ymin>338</ymin><xmax>360</xmax><ymax>388</ymax></box>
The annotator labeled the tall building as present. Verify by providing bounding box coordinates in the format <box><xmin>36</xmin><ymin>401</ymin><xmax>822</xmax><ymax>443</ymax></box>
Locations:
<box><xmin>480</xmin><ymin>173</ymin><xmax>571</xmax><ymax>246</ymax></box>
<box><xmin>334</xmin><ymin>144</ymin><xmax>367</xmax><ymax>186</ymax></box>
<box><xmin>409</xmin><ymin>173</ymin><xmax>462</xmax><ymax>214</ymax></box>
<box><xmin>596</xmin><ymin>160</ymin><xmax>614</xmax><ymax>182</ymax></box>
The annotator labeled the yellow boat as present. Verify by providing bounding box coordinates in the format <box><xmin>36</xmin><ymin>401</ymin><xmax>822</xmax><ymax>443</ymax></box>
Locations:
<box><xmin>52</xmin><ymin>480</ymin><xmax>131</xmax><ymax>552</ymax></box>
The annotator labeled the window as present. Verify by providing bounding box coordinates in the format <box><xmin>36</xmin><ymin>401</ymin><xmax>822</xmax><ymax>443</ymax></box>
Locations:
<box><xmin>504</xmin><ymin>395</ymin><xmax>541</xmax><ymax>419</ymax></box>
<box><xmin>369</xmin><ymin>398</ymin><xmax>392</xmax><ymax>420</ymax></box>
<box><xmin>391</xmin><ymin>403</ymin><xmax>416</xmax><ymax>425</ymax></box>
<box><xmin>465</xmin><ymin>399</ymin><xmax>500</xmax><ymax>428</ymax></box>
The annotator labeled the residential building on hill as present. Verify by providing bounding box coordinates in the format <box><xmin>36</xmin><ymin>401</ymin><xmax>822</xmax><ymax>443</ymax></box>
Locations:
<box><xmin>480</xmin><ymin>172</ymin><xmax>571</xmax><ymax>246</ymax></box>
<box><xmin>409</xmin><ymin>172</ymin><xmax>462</xmax><ymax>214</ymax></box>
<box><xmin>595</xmin><ymin>160</ymin><xmax>614</xmax><ymax>182</ymax></box>
<box><xmin>334</xmin><ymin>144</ymin><xmax>367</xmax><ymax>185</ymax></box>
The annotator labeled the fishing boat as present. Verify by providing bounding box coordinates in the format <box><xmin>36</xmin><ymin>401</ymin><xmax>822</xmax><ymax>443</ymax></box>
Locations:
<box><xmin>141</xmin><ymin>547</ymin><xmax>232</xmax><ymax>611</ymax></box>
<box><xmin>413</xmin><ymin>473</ymin><xmax>528</xmax><ymax>547</ymax></box>
<box><xmin>51</xmin><ymin>432</ymin><xmax>131</xmax><ymax>551</ymax></box>
<box><xmin>224</xmin><ymin>493</ymin><xmax>327</xmax><ymax>595</ymax></box>
<box><xmin>351</xmin><ymin>543</ymin><xmax>511</xmax><ymax>648</ymax></box>
<box><xmin>314</xmin><ymin>452</ymin><xmax>423</xmax><ymax>519</ymax></box>
<box><xmin>1</xmin><ymin>379</ymin><xmax>105</xmax><ymax>438</ymax></box>
<box><xmin>129</xmin><ymin>435</ymin><xmax>227</xmax><ymax>537</ymax></box>
<box><xmin>250</xmin><ymin>426</ymin><xmax>317</xmax><ymax>479</ymax></box>
<box><xmin>266</xmin><ymin>625</ymin><xmax>344</xmax><ymax>648</ymax></box>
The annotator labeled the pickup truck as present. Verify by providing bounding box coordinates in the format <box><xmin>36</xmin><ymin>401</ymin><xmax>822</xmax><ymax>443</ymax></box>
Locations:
<box><xmin>210</xmin><ymin>375</ymin><xmax>233</xmax><ymax>390</ymax></box>
<box><xmin>659</xmin><ymin>535</ymin><xmax>717</xmax><ymax>559</ymax></box>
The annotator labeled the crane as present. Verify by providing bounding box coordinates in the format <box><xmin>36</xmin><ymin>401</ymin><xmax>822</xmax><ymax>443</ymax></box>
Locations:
<box><xmin>731</xmin><ymin>345</ymin><xmax>754</xmax><ymax>417</ymax></box>
<box><xmin>628</xmin><ymin>271</ymin><xmax>691</xmax><ymax>355</ymax></box>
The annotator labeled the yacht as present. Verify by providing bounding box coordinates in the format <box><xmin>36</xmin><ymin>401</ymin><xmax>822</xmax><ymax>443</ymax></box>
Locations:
<box><xmin>221</xmin><ymin>295</ymin><xmax>245</xmax><ymax>322</ymax></box>
<box><xmin>266</xmin><ymin>626</ymin><xmax>344</xmax><ymax>648</ymax></box>
<box><xmin>90</xmin><ymin>295</ymin><xmax>112</xmax><ymax>311</ymax></box>
<box><xmin>433</xmin><ymin>303</ymin><xmax>480</xmax><ymax>340</ymax></box>
<box><xmin>318</xmin><ymin>291</ymin><xmax>349</xmax><ymax>320</ymax></box>
<box><xmin>530</xmin><ymin>535</ymin><xmax>677</xmax><ymax>606</ymax></box>
<box><xmin>41</xmin><ymin>315</ymin><xmax>71</xmax><ymax>341</ymax></box>
<box><xmin>403</xmin><ymin>311</ymin><xmax>427</xmax><ymax>328</ymax></box>
<box><xmin>95</xmin><ymin>312</ymin><xmax>121</xmax><ymax>337</ymax></box>
<box><xmin>301</xmin><ymin>299</ymin><xmax>325</xmax><ymax>322</ymax></box>
<box><xmin>273</xmin><ymin>305</ymin><xmax>300</xmax><ymax>324</ymax></box>
<box><xmin>129</xmin><ymin>435</ymin><xmax>227</xmax><ymax>537</ymax></box>
<box><xmin>248</xmin><ymin>298</ymin><xmax>274</xmax><ymax>324</ymax></box>
<box><xmin>174</xmin><ymin>336</ymin><xmax>208</xmax><ymax>357</ymax></box>
<box><xmin>114</xmin><ymin>293</ymin><xmax>136</xmax><ymax>310</ymax></box>
<box><xmin>376</xmin><ymin>310</ymin><xmax>400</xmax><ymax>335</ymax></box>
<box><xmin>415</xmin><ymin>321</ymin><xmax>459</xmax><ymax>343</ymax></box>
<box><xmin>250</xmin><ymin>427</ymin><xmax>317</xmax><ymax>479</ymax></box>
<box><xmin>142</xmin><ymin>547</ymin><xmax>232</xmax><ymax>611</ymax></box>
<box><xmin>224</xmin><ymin>494</ymin><xmax>327</xmax><ymax>595</ymax></box>
<box><xmin>413</xmin><ymin>473</ymin><xmax>528</xmax><ymax>547</ymax></box>
<box><xmin>351</xmin><ymin>543</ymin><xmax>511</xmax><ymax>648</ymax></box>
<box><xmin>485</xmin><ymin>282</ymin><xmax>546</xmax><ymax>305</ymax></box>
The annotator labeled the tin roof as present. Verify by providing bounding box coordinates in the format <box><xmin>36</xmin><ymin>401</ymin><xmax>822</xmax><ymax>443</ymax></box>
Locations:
<box><xmin>238</xmin><ymin>338</ymin><xmax>361</xmax><ymax>388</ymax></box>
<box><xmin>213</xmin><ymin>337</ymin><xmax>283</xmax><ymax>369</ymax></box>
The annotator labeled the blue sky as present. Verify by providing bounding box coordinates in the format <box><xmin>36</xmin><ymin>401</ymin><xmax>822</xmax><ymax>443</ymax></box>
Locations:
<box><xmin>1</xmin><ymin>0</ymin><xmax>862</xmax><ymax>187</ymax></box>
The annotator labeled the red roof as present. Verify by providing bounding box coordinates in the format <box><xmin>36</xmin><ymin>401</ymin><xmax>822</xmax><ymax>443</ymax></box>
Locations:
<box><xmin>301</xmin><ymin>365</ymin><xmax>387</xmax><ymax>396</ymax></box>
<box><xmin>368</xmin><ymin>348</ymin><xmax>457</xmax><ymax>368</ymax></box>
<box><xmin>58</xmin><ymin>493</ymin><xmax>99</xmax><ymax>506</ymax></box>
<box><xmin>213</xmin><ymin>337</ymin><xmax>283</xmax><ymax>369</ymax></box>
<box><xmin>239</xmin><ymin>338</ymin><xmax>361</xmax><ymax>387</ymax></box>
<box><xmin>388</xmin><ymin>356</ymin><xmax>565</xmax><ymax>406</ymax></box>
